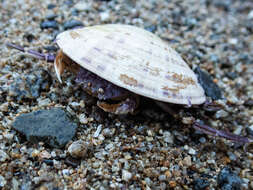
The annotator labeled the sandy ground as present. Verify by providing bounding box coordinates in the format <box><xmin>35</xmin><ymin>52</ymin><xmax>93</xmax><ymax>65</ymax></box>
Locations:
<box><xmin>1</xmin><ymin>0</ymin><xmax>253</xmax><ymax>189</ymax></box>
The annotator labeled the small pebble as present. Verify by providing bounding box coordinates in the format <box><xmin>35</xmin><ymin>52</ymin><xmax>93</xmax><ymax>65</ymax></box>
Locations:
<box><xmin>0</xmin><ymin>150</ymin><xmax>10</xmax><ymax>162</ymax></box>
<box><xmin>103</xmin><ymin>128</ymin><xmax>115</xmax><ymax>137</ymax></box>
<box><xmin>247</xmin><ymin>125</ymin><xmax>253</xmax><ymax>136</ymax></box>
<box><xmin>63</xmin><ymin>20</ymin><xmax>84</xmax><ymax>30</ymax></box>
<box><xmin>47</xmin><ymin>4</ymin><xmax>56</xmax><ymax>9</ymax></box>
<box><xmin>218</xmin><ymin>167</ymin><xmax>242</xmax><ymax>190</ymax></box>
<box><xmin>0</xmin><ymin>102</ymin><xmax>8</xmax><ymax>112</ymax></box>
<box><xmin>248</xmin><ymin>10</ymin><xmax>253</xmax><ymax>19</ymax></box>
<box><xmin>215</xmin><ymin>110</ymin><xmax>228</xmax><ymax>118</ymax></box>
<box><xmin>159</xmin><ymin>175</ymin><xmax>167</xmax><ymax>181</ymax></box>
<box><xmin>122</xmin><ymin>170</ymin><xmax>132</xmax><ymax>181</ymax></box>
<box><xmin>79</xmin><ymin>113</ymin><xmax>88</xmax><ymax>124</ymax></box>
<box><xmin>45</xmin><ymin>14</ymin><xmax>58</xmax><ymax>20</ymax></box>
<box><xmin>67</xmin><ymin>140</ymin><xmax>89</xmax><ymax>158</ymax></box>
<box><xmin>188</xmin><ymin>148</ymin><xmax>197</xmax><ymax>155</ymax></box>
<box><xmin>100</xmin><ymin>11</ymin><xmax>110</xmax><ymax>21</ymax></box>
<box><xmin>74</xmin><ymin>2</ymin><xmax>90</xmax><ymax>11</ymax></box>
<box><xmin>40</xmin><ymin>20</ymin><xmax>58</xmax><ymax>29</ymax></box>
<box><xmin>193</xmin><ymin>178</ymin><xmax>210</xmax><ymax>190</ymax></box>
<box><xmin>38</xmin><ymin>98</ymin><xmax>51</xmax><ymax>107</ymax></box>
<box><xmin>0</xmin><ymin>175</ymin><xmax>6</xmax><ymax>187</ymax></box>
<box><xmin>183</xmin><ymin>156</ymin><xmax>192</xmax><ymax>167</ymax></box>
<box><xmin>39</xmin><ymin>150</ymin><xmax>51</xmax><ymax>159</ymax></box>
<box><xmin>93</xmin><ymin>124</ymin><xmax>102</xmax><ymax>138</ymax></box>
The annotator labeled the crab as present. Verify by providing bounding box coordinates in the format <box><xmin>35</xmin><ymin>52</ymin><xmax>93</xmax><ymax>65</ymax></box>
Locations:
<box><xmin>7</xmin><ymin>24</ymin><xmax>251</xmax><ymax>143</ymax></box>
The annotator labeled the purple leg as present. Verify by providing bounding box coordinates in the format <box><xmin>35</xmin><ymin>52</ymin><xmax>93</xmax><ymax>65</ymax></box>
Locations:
<box><xmin>156</xmin><ymin>101</ymin><xmax>251</xmax><ymax>143</ymax></box>
<box><xmin>6</xmin><ymin>43</ymin><xmax>56</xmax><ymax>62</ymax></box>
<box><xmin>193</xmin><ymin>122</ymin><xmax>251</xmax><ymax>143</ymax></box>
<box><xmin>202</xmin><ymin>99</ymin><xmax>223</xmax><ymax>112</ymax></box>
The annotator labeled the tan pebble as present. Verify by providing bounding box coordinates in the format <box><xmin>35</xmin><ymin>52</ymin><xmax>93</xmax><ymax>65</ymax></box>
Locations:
<box><xmin>169</xmin><ymin>181</ymin><xmax>177</xmax><ymax>188</ymax></box>
<box><xmin>122</xmin><ymin>170</ymin><xmax>132</xmax><ymax>181</ymax></box>
<box><xmin>39</xmin><ymin>186</ymin><xmax>48</xmax><ymax>190</ymax></box>
<box><xmin>182</xmin><ymin>156</ymin><xmax>192</xmax><ymax>167</ymax></box>
<box><xmin>10</xmin><ymin>152</ymin><xmax>21</xmax><ymax>159</ymax></box>
<box><xmin>221</xmin><ymin>156</ymin><xmax>231</xmax><ymax>165</ymax></box>
<box><xmin>0</xmin><ymin>102</ymin><xmax>9</xmax><ymax>112</ymax></box>
<box><xmin>31</xmin><ymin>150</ymin><xmax>40</xmax><ymax>158</ymax></box>
<box><xmin>0</xmin><ymin>150</ymin><xmax>10</xmax><ymax>162</ymax></box>
<box><xmin>165</xmin><ymin>170</ymin><xmax>172</xmax><ymax>178</ymax></box>
<box><xmin>182</xmin><ymin>116</ymin><xmax>194</xmax><ymax>124</ymax></box>
<box><xmin>172</xmin><ymin>170</ymin><xmax>181</xmax><ymax>177</ymax></box>
<box><xmin>68</xmin><ymin>140</ymin><xmax>89</xmax><ymax>158</ymax></box>
<box><xmin>39</xmin><ymin>150</ymin><xmax>51</xmax><ymax>159</ymax></box>
<box><xmin>250</xmin><ymin>181</ymin><xmax>253</xmax><ymax>189</ymax></box>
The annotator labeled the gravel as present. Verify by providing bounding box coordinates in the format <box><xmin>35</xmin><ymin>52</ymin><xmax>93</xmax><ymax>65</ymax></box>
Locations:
<box><xmin>1</xmin><ymin>0</ymin><xmax>253</xmax><ymax>189</ymax></box>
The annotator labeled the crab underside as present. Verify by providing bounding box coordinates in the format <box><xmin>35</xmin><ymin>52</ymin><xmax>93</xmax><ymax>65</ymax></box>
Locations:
<box><xmin>55</xmin><ymin>50</ymin><xmax>139</xmax><ymax>114</ymax></box>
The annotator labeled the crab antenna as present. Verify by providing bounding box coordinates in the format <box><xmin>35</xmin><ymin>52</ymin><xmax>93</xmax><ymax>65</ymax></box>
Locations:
<box><xmin>193</xmin><ymin>122</ymin><xmax>252</xmax><ymax>143</ymax></box>
<box><xmin>6</xmin><ymin>42</ymin><xmax>55</xmax><ymax>62</ymax></box>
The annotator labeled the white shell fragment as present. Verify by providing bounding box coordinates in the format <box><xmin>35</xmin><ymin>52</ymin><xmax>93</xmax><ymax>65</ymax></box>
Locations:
<box><xmin>56</xmin><ymin>24</ymin><xmax>206</xmax><ymax>105</ymax></box>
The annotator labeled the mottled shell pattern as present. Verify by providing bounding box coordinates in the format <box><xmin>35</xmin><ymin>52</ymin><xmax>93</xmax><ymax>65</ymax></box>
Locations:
<box><xmin>56</xmin><ymin>24</ymin><xmax>206</xmax><ymax>105</ymax></box>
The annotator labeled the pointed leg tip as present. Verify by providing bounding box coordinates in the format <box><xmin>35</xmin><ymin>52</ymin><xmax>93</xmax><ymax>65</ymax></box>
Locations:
<box><xmin>54</xmin><ymin>61</ymin><xmax>62</xmax><ymax>83</ymax></box>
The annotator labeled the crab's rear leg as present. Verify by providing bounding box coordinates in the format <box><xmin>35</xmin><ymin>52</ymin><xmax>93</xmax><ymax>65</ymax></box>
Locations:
<box><xmin>155</xmin><ymin>101</ymin><xmax>251</xmax><ymax>143</ymax></box>
<box><xmin>97</xmin><ymin>96</ymin><xmax>139</xmax><ymax>115</ymax></box>
<box><xmin>193</xmin><ymin>122</ymin><xmax>251</xmax><ymax>143</ymax></box>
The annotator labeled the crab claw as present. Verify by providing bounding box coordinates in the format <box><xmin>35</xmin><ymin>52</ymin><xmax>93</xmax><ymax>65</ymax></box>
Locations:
<box><xmin>97</xmin><ymin>96</ymin><xmax>138</xmax><ymax>115</ymax></box>
<box><xmin>54</xmin><ymin>59</ymin><xmax>63</xmax><ymax>83</ymax></box>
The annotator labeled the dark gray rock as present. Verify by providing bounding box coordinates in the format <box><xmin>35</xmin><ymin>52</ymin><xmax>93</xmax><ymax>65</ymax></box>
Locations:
<box><xmin>63</xmin><ymin>20</ymin><xmax>84</xmax><ymax>30</ymax></box>
<box><xmin>12</xmin><ymin>108</ymin><xmax>78</xmax><ymax>148</ymax></box>
<box><xmin>194</xmin><ymin>66</ymin><xmax>222</xmax><ymax>100</ymax></box>
<box><xmin>193</xmin><ymin>178</ymin><xmax>209</xmax><ymax>190</ymax></box>
<box><xmin>45</xmin><ymin>14</ymin><xmax>58</xmax><ymax>21</ymax></box>
<box><xmin>218</xmin><ymin>167</ymin><xmax>242</xmax><ymax>190</ymax></box>
<box><xmin>8</xmin><ymin>70</ymin><xmax>51</xmax><ymax>103</ymax></box>
<box><xmin>47</xmin><ymin>4</ymin><xmax>56</xmax><ymax>9</ymax></box>
<box><xmin>40</xmin><ymin>20</ymin><xmax>59</xmax><ymax>30</ymax></box>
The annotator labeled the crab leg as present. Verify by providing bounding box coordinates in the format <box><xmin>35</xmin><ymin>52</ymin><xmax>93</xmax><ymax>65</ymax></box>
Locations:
<box><xmin>97</xmin><ymin>96</ymin><xmax>139</xmax><ymax>115</ymax></box>
<box><xmin>156</xmin><ymin>101</ymin><xmax>251</xmax><ymax>143</ymax></box>
<box><xmin>6</xmin><ymin>43</ymin><xmax>55</xmax><ymax>62</ymax></box>
<box><xmin>193</xmin><ymin>122</ymin><xmax>251</xmax><ymax>143</ymax></box>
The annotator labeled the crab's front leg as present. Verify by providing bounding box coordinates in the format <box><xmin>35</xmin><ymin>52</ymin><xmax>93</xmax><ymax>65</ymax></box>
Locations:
<box><xmin>6</xmin><ymin>43</ymin><xmax>56</xmax><ymax>62</ymax></box>
<box><xmin>97</xmin><ymin>95</ymin><xmax>139</xmax><ymax>115</ymax></box>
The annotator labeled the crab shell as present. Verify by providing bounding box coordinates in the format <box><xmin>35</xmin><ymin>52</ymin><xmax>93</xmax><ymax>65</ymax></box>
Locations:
<box><xmin>55</xmin><ymin>24</ymin><xmax>206</xmax><ymax>105</ymax></box>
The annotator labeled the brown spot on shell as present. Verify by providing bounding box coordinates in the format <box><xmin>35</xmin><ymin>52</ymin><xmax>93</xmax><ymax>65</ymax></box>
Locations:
<box><xmin>166</xmin><ymin>72</ymin><xmax>196</xmax><ymax>86</ymax></box>
<box><xmin>69</xmin><ymin>31</ymin><xmax>81</xmax><ymax>39</ymax></box>
<box><xmin>141</xmin><ymin>64</ymin><xmax>161</xmax><ymax>76</ymax></box>
<box><xmin>149</xmin><ymin>68</ymin><xmax>160</xmax><ymax>76</ymax></box>
<box><xmin>162</xmin><ymin>85</ymin><xmax>186</xmax><ymax>93</ymax></box>
<box><xmin>119</xmin><ymin>74</ymin><xmax>138</xmax><ymax>87</ymax></box>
